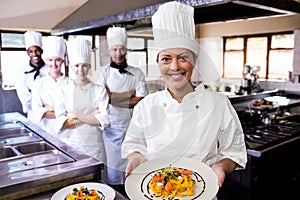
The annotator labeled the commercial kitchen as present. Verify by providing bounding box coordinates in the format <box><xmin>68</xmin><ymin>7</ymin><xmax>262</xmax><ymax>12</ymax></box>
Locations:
<box><xmin>0</xmin><ymin>0</ymin><xmax>300</xmax><ymax>200</ymax></box>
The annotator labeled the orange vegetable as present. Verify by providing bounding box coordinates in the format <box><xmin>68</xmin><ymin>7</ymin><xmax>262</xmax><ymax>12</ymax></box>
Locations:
<box><xmin>164</xmin><ymin>181</ymin><xmax>175</xmax><ymax>192</ymax></box>
<box><xmin>151</xmin><ymin>175</ymin><xmax>164</xmax><ymax>183</ymax></box>
<box><xmin>180</xmin><ymin>169</ymin><xmax>192</xmax><ymax>175</ymax></box>
<box><xmin>90</xmin><ymin>189</ymin><xmax>97</xmax><ymax>196</ymax></box>
<box><xmin>77</xmin><ymin>190</ymin><xmax>83</xmax><ymax>197</ymax></box>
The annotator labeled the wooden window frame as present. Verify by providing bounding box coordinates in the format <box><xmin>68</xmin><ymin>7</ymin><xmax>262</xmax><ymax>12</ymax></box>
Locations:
<box><xmin>223</xmin><ymin>31</ymin><xmax>293</xmax><ymax>80</ymax></box>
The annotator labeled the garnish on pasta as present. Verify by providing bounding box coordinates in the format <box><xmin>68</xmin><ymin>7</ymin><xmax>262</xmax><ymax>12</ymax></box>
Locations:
<box><xmin>65</xmin><ymin>186</ymin><xmax>103</xmax><ymax>200</ymax></box>
<box><xmin>149</xmin><ymin>166</ymin><xmax>195</xmax><ymax>199</ymax></box>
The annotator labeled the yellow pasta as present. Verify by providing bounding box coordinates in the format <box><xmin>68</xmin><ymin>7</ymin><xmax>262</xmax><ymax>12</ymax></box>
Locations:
<box><xmin>149</xmin><ymin>166</ymin><xmax>195</xmax><ymax>199</ymax></box>
<box><xmin>65</xmin><ymin>186</ymin><xmax>102</xmax><ymax>200</ymax></box>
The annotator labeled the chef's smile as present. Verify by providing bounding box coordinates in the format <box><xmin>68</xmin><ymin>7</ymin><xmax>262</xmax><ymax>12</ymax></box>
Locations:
<box><xmin>168</xmin><ymin>71</ymin><xmax>186</xmax><ymax>81</ymax></box>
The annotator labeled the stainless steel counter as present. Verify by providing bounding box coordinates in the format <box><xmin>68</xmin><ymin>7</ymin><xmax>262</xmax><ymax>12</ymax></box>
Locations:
<box><xmin>0</xmin><ymin>112</ymin><xmax>104</xmax><ymax>199</ymax></box>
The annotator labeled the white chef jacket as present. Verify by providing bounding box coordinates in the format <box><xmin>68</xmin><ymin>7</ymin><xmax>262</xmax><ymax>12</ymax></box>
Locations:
<box><xmin>31</xmin><ymin>73</ymin><xmax>72</xmax><ymax>135</ymax></box>
<box><xmin>121</xmin><ymin>83</ymin><xmax>247</xmax><ymax>169</ymax></box>
<box><xmin>54</xmin><ymin>81</ymin><xmax>109</xmax><ymax>162</ymax></box>
<box><xmin>15</xmin><ymin>62</ymin><xmax>48</xmax><ymax>122</ymax></box>
<box><xmin>98</xmin><ymin>65</ymin><xmax>148</xmax><ymax>132</ymax></box>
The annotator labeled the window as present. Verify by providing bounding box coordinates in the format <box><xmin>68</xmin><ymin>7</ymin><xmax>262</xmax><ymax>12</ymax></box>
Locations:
<box><xmin>223</xmin><ymin>32</ymin><xmax>294</xmax><ymax>80</ymax></box>
<box><xmin>0</xmin><ymin>31</ymin><xmax>52</xmax><ymax>89</ymax></box>
<box><xmin>1</xmin><ymin>33</ymin><xmax>25</xmax><ymax>48</ymax></box>
<box><xmin>147</xmin><ymin>39</ymin><xmax>161</xmax><ymax>77</ymax></box>
<box><xmin>127</xmin><ymin>36</ymin><xmax>160</xmax><ymax>79</ymax></box>
<box><xmin>223</xmin><ymin>37</ymin><xmax>244</xmax><ymax>78</ymax></box>
<box><xmin>0</xmin><ymin>32</ymin><xmax>27</xmax><ymax>89</ymax></box>
<box><xmin>127</xmin><ymin>37</ymin><xmax>147</xmax><ymax>76</ymax></box>
<box><xmin>1</xmin><ymin>51</ymin><xmax>28</xmax><ymax>89</ymax></box>
<box><xmin>269</xmin><ymin>34</ymin><xmax>294</xmax><ymax>79</ymax></box>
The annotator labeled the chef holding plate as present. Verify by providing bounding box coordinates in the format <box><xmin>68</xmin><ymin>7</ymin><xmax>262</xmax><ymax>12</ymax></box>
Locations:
<box><xmin>121</xmin><ymin>2</ymin><xmax>247</xmax><ymax>200</ymax></box>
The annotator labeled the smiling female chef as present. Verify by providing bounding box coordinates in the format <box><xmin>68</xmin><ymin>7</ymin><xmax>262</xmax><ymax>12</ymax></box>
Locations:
<box><xmin>31</xmin><ymin>36</ymin><xmax>71</xmax><ymax>135</ymax></box>
<box><xmin>54</xmin><ymin>37</ymin><xmax>109</xmax><ymax>163</ymax></box>
<box><xmin>121</xmin><ymin>2</ymin><xmax>247</xmax><ymax>199</ymax></box>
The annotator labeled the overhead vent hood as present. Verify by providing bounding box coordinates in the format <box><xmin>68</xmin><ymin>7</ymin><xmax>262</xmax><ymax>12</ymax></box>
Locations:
<box><xmin>51</xmin><ymin>0</ymin><xmax>300</xmax><ymax>36</ymax></box>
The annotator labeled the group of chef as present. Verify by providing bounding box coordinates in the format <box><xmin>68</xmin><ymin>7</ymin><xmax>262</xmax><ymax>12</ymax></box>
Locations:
<box><xmin>15</xmin><ymin>27</ymin><xmax>147</xmax><ymax>194</ymax></box>
<box><xmin>15</xmin><ymin>1</ymin><xmax>247</xmax><ymax>199</ymax></box>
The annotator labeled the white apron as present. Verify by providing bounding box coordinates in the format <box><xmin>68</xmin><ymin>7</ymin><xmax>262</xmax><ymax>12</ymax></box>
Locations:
<box><xmin>98</xmin><ymin>65</ymin><xmax>148</xmax><ymax>185</ymax></box>
<box><xmin>54</xmin><ymin>82</ymin><xmax>109</xmax><ymax>163</ymax></box>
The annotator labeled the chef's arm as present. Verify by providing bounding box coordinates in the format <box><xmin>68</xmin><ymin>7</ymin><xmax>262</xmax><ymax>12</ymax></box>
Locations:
<box><xmin>42</xmin><ymin>105</ymin><xmax>55</xmax><ymax>119</ymax></box>
<box><xmin>125</xmin><ymin>151</ymin><xmax>147</xmax><ymax>178</ymax></box>
<box><xmin>42</xmin><ymin>110</ymin><xmax>55</xmax><ymax>118</ymax></box>
<box><xmin>128</xmin><ymin>96</ymin><xmax>144</xmax><ymax>108</ymax></box>
<box><xmin>211</xmin><ymin>158</ymin><xmax>237</xmax><ymax>187</ymax></box>
<box><xmin>67</xmin><ymin>109</ymin><xmax>101</xmax><ymax>126</ymax></box>
<box><xmin>114</xmin><ymin>96</ymin><xmax>144</xmax><ymax>108</ymax></box>
<box><xmin>108</xmin><ymin>88</ymin><xmax>144</xmax><ymax>108</ymax></box>
<box><xmin>61</xmin><ymin>118</ymin><xmax>83</xmax><ymax>130</ymax></box>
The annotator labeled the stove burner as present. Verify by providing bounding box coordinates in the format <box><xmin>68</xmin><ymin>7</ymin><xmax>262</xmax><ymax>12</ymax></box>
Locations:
<box><xmin>242</xmin><ymin>120</ymin><xmax>300</xmax><ymax>150</ymax></box>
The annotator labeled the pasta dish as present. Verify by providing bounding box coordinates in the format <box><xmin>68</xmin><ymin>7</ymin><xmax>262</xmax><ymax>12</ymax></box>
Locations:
<box><xmin>149</xmin><ymin>166</ymin><xmax>195</xmax><ymax>199</ymax></box>
<box><xmin>65</xmin><ymin>186</ymin><xmax>103</xmax><ymax>200</ymax></box>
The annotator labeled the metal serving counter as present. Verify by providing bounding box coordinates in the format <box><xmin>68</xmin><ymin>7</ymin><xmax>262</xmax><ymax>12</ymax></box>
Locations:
<box><xmin>0</xmin><ymin>112</ymin><xmax>104</xmax><ymax>200</ymax></box>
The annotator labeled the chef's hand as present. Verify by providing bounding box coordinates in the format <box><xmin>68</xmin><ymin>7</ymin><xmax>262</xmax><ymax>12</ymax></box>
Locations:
<box><xmin>211</xmin><ymin>158</ymin><xmax>237</xmax><ymax>187</ymax></box>
<box><xmin>42</xmin><ymin>105</ymin><xmax>55</xmax><ymax>118</ymax></box>
<box><xmin>125</xmin><ymin>152</ymin><xmax>147</xmax><ymax>178</ymax></box>
<box><xmin>61</xmin><ymin>118</ymin><xmax>81</xmax><ymax>130</ymax></box>
<box><xmin>211</xmin><ymin>164</ymin><xmax>226</xmax><ymax>187</ymax></box>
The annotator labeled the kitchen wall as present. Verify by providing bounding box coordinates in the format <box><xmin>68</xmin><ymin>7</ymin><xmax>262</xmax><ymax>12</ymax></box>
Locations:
<box><xmin>198</xmin><ymin>14</ymin><xmax>300</xmax><ymax>38</ymax></box>
<box><xmin>195</xmin><ymin>14</ymin><xmax>300</xmax><ymax>92</ymax></box>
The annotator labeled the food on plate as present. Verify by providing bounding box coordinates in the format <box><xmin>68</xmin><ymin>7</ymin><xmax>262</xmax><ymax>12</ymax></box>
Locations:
<box><xmin>149</xmin><ymin>166</ymin><xmax>196</xmax><ymax>199</ymax></box>
<box><xmin>252</xmin><ymin>98</ymin><xmax>273</xmax><ymax>107</ymax></box>
<box><xmin>65</xmin><ymin>186</ymin><xmax>103</xmax><ymax>200</ymax></box>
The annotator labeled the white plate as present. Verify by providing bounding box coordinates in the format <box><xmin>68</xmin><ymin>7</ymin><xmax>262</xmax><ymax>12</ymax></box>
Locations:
<box><xmin>51</xmin><ymin>182</ymin><xmax>115</xmax><ymax>200</ymax></box>
<box><xmin>125</xmin><ymin>156</ymin><xmax>219</xmax><ymax>200</ymax></box>
<box><xmin>264</xmin><ymin>96</ymin><xmax>290</xmax><ymax>106</ymax></box>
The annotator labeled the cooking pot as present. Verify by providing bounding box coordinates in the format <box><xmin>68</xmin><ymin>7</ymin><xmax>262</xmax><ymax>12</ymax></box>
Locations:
<box><xmin>242</xmin><ymin>107</ymin><xmax>295</xmax><ymax>125</ymax></box>
<box><xmin>241</xmin><ymin>79</ymin><xmax>252</xmax><ymax>88</ymax></box>
<box><xmin>261</xmin><ymin>112</ymin><xmax>294</xmax><ymax>125</ymax></box>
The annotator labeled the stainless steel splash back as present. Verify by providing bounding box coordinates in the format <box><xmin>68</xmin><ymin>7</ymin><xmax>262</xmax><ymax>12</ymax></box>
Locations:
<box><xmin>51</xmin><ymin>0</ymin><xmax>231</xmax><ymax>35</ymax></box>
<box><xmin>0</xmin><ymin>112</ymin><xmax>103</xmax><ymax>199</ymax></box>
<box><xmin>52</xmin><ymin>0</ymin><xmax>300</xmax><ymax>35</ymax></box>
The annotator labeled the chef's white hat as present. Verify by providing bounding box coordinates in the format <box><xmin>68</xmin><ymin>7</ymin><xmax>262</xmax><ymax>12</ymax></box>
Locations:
<box><xmin>106</xmin><ymin>27</ymin><xmax>127</xmax><ymax>49</ymax></box>
<box><xmin>67</xmin><ymin>38</ymin><xmax>92</xmax><ymax>66</ymax></box>
<box><xmin>24</xmin><ymin>30</ymin><xmax>42</xmax><ymax>50</ymax></box>
<box><xmin>43</xmin><ymin>36</ymin><xmax>66</xmax><ymax>60</ymax></box>
<box><xmin>152</xmin><ymin>1</ymin><xmax>197</xmax><ymax>54</ymax></box>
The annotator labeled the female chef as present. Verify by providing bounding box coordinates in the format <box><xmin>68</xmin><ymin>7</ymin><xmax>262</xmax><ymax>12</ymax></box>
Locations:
<box><xmin>54</xmin><ymin>37</ymin><xmax>109</xmax><ymax>163</ymax></box>
<box><xmin>31</xmin><ymin>36</ymin><xmax>71</xmax><ymax>135</ymax></box>
<box><xmin>121</xmin><ymin>2</ymin><xmax>247</xmax><ymax>198</ymax></box>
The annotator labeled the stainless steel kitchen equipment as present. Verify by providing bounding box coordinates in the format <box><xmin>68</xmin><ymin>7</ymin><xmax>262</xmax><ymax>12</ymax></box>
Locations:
<box><xmin>217</xmin><ymin>89</ymin><xmax>300</xmax><ymax>200</ymax></box>
<box><xmin>240</xmin><ymin>65</ymin><xmax>262</xmax><ymax>95</ymax></box>
<box><xmin>240</xmin><ymin>65</ymin><xmax>252</xmax><ymax>94</ymax></box>
<box><xmin>0</xmin><ymin>112</ymin><xmax>103</xmax><ymax>200</ymax></box>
